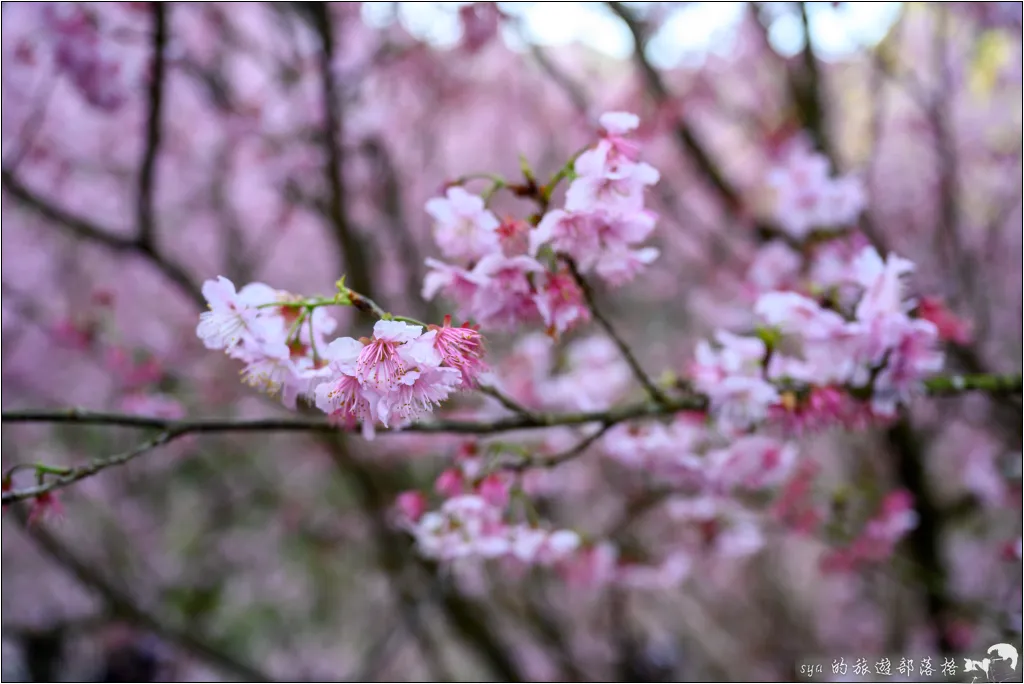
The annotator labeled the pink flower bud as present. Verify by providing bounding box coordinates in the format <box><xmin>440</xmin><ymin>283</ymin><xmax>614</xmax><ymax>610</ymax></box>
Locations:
<box><xmin>477</xmin><ymin>474</ymin><xmax>509</xmax><ymax>509</ymax></box>
<box><xmin>434</xmin><ymin>468</ymin><xmax>464</xmax><ymax>499</ymax></box>
<box><xmin>28</xmin><ymin>491</ymin><xmax>63</xmax><ymax>526</ymax></box>
<box><xmin>917</xmin><ymin>296</ymin><xmax>972</xmax><ymax>345</ymax></box>
<box><xmin>395</xmin><ymin>491</ymin><xmax>428</xmax><ymax>524</ymax></box>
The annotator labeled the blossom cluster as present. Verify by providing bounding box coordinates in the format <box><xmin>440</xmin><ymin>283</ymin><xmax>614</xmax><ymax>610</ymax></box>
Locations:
<box><xmin>194</xmin><ymin>115</ymin><xmax>957</xmax><ymax>588</ymax></box>
<box><xmin>196</xmin><ymin>277</ymin><xmax>485</xmax><ymax>437</ymax></box>
<box><xmin>767</xmin><ymin>141</ymin><xmax>866</xmax><ymax>241</ymax></box>
<box><xmin>393</xmin><ymin>446</ymin><xmax>582</xmax><ymax>565</ymax></box>
<box><xmin>422</xmin><ymin>111</ymin><xmax>660</xmax><ymax>336</ymax></box>
<box><xmin>693</xmin><ymin>244</ymin><xmax>946</xmax><ymax>434</ymax></box>
<box><xmin>402</xmin><ymin>494</ymin><xmax>582</xmax><ymax>566</ymax></box>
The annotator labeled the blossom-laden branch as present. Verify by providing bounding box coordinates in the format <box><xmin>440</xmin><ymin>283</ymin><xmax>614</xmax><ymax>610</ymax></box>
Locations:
<box><xmin>2</xmin><ymin>372</ymin><xmax>1018</xmax><ymax>505</ymax></box>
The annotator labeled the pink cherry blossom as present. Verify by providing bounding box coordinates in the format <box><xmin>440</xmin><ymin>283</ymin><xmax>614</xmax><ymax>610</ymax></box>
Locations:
<box><xmin>477</xmin><ymin>474</ymin><xmax>511</xmax><ymax>509</ymax></box>
<box><xmin>755</xmin><ymin>291</ymin><xmax>847</xmax><ymax>338</ymax></box>
<box><xmin>821</xmin><ymin>491</ymin><xmax>917</xmax><ymax>572</ymax></box>
<box><xmin>708</xmin><ymin>375</ymin><xmax>781</xmax><ymax>433</ymax></box>
<box><xmin>594</xmin><ymin>245</ymin><xmax>661</xmax><ymax>286</ymax></box>
<box><xmin>566</xmin><ymin>147</ymin><xmax>660</xmax><ymax>215</ymax></box>
<box><xmin>852</xmin><ymin>247</ymin><xmax>917</xmax><ymax>321</ymax></box>
<box><xmin>354</xmin><ymin>320</ymin><xmax>425</xmax><ymax>393</ymax></box>
<box><xmin>435</xmin><ymin>468</ymin><xmax>464</xmax><ymax>498</ymax></box>
<box><xmin>746</xmin><ymin>241</ymin><xmax>803</xmax><ymax>294</ymax></box>
<box><xmin>916</xmin><ymin>296</ymin><xmax>973</xmax><ymax>345</ymax></box>
<box><xmin>196</xmin><ymin>276</ymin><xmax>265</xmax><ymax>351</ymax></box>
<box><xmin>542</xmin><ymin>336</ymin><xmax>633</xmax><ymax>411</ymax></box>
<box><xmin>384</xmin><ymin>359</ymin><xmax>462</xmax><ymax>427</ymax></box>
<box><xmin>425</xmin><ymin>186</ymin><xmax>501</xmax><ymax>263</ymax></box>
<box><xmin>598</xmin><ymin>111</ymin><xmax>640</xmax><ymax>136</ymax></box>
<box><xmin>768</xmin><ymin>146</ymin><xmax>865</xmax><ymax>239</ymax></box>
<box><xmin>708</xmin><ymin>435</ymin><xmax>798</xmax><ymax>491</ymax></box>
<box><xmin>558</xmin><ymin>542</ymin><xmax>619</xmax><ymax>589</ymax></box>
<box><xmin>27</xmin><ymin>491</ymin><xmax>64</xmax><ymax>526</ymax></box>
<box><xmin>422</xmin><ymin>257</ymin><xmax>484</xmax><ymax>319</ymax></box>
<box><xmin>393</xmin><ymin>490</ymin><xmax>428</xmax><ymax>527</ymax></box>
<box><xmin>314</xmin><ymin>337</ymin><xmax>381</xmax><ymax>439</ymax></box>
<box><xmin>533</xmin><ymin>270</ymin><xmax>590</xmax><ymax>337</ymax></box>
<box><xmin>468</xmin><ymin>253</ymin><xmax>544</xmax><ymax>330</ymax></box>
<box><xmin>429</xmin><ymin>315</ymin><xmax>487</xmax><ymax>387</ymax></box>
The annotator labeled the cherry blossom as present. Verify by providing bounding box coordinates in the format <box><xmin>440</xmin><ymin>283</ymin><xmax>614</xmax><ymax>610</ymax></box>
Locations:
<box><xmin>767</xmin><ymin>145</ymin><xmax>865</xmax><ymax>240</ymax></box>
<box><xmin>425</xmin><ymin>186</ymin><xmax>501</xmax><ymax>263</ymax></box>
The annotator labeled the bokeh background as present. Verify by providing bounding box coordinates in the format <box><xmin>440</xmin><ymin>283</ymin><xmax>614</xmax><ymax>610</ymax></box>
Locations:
<box><xmin>1</xmin><ymin>2</ymin><xmax>1021</xmax><ymax>681</ymax></box>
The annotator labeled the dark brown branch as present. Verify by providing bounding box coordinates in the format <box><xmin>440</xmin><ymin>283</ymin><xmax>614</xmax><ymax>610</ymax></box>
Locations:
<box><xmin>795</xmin><ymin>2</ymin><xmax>833</xmax><ymax>164</ymax></box>
<box><xmin>887</xmin><ymin>415</ymin><xmax>954</xmax><ymax>654</ymax></box>
<box><xmin>509</xmin><ymin>421</ymin><xmax>614</xmax><ymax>472</ymax></box>
<box><xmin>1</xmin><ymin>169</ymin><xmax>203</xmax><ymax>308</ymax></box>
<box><xmin>4</xmin><ymin>373</ymin><xmax>1018</xmax><ymax>503</ymax></box>
<box><xmin>566</xmin><ymin>257</ymin><xmax>671</xmax><ymax>406</ymax></box>
<box><xmin>1</xmin><ymin>398</ymin><xmax>706</xmax><ymax>504</ymax></box>
<box><xmin>306</xmin><ymin>5</ymin><xmax>375</xmax><ymax>304</ymax></box>
<box><xmin>136</xmin><ymin>2</ymin><xmax>168</xmax><ymax>250</ymax></box>
<box><xmin>606</xmin><ymin>2</ymin><xmax>745</xmax><ymax>216</ymax></box>
<box><xmin>476</xmin><ymin>384</ymin><xmax>536</xmax><ymax>420</ymax></box>
<box><xmin>359</xmin><ymin>136</ymin><xmax>435</xmax><ymax>318</ymax></box>
<box><xmin>8</xmin><ymin>507</ymin><xmax>275</xmax><ymax>682</ymax></box>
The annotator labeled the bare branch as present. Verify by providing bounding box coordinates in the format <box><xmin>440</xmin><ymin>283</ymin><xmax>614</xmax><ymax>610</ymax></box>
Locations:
<box><xmin>308</xmin><ymin>5</ymin><xmax>375</xmax><ymax>302</ymax></box>
<box><xmin>136</xmin><ymin>2</ymin><xmax>168</xmax><ymax>250</ymax></box>
<box><xmin>508</xmin><ymin>420</ymin><xmax>614</xmax><ymax>472</ymax></box>
<box><xmin>795</xmin><ymin>2</ymin><xmax>833</xmax><ymax>164</ymax></box>
<box><xmin>476</xmin><ymin>384</ymin><xmax>536</xmax><ymax>420</ymax></box>
<box><xmin>1</xmin><ymin>169</ymin><xmax>204</xmax><ymax>308</ymax></box>
<box><xmin>606</xmin><ymin>2</ymin><xmax>747</xmax><ymax>218</ymax></box>
<box><xmin>565</xmin><ymin>257</ymin><xmax>671</xmax><ymax>407</ymax></box>
<box><xmin>8</xmin><ymin>507</ymin><xmax>276</xmax><ymax>682</ymax></box>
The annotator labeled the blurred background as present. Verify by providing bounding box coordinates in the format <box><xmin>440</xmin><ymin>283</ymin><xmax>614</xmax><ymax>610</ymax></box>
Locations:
<box><xmin>1</xmin><ymin>2</ymin><xmax>1021</xmax><ymax>681</ymax></box>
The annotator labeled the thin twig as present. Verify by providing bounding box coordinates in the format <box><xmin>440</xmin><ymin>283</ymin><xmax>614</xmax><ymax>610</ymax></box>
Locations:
<box><xmin>565</xmin><ymin>257</ymin><xmax>671</xmax><ymax>406</ymax></box>
<box><xmin>476</xmin><ymin>384</ymin><xmax>536</xmax><ymax>420</ymax></box>
<box><xmin>519</xmin><ymin>420</ymin><xmax>613</xmax><ymax>471</ymax></box>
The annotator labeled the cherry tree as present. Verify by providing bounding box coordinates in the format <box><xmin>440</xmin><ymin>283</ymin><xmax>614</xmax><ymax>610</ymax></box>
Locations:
<box><xmin>2</xmin><ymin>2</ymin><xmax>1021</xmax><ymax>681</ymax></box>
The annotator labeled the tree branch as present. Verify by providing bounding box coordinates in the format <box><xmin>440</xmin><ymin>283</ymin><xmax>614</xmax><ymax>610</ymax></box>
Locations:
<box><xmin>565</xmin><ymin>257</ymin><xmax>671</xmax><ymax>406</ymax></box>
<box><xmin>476</xmin><ymin>383</ymin><xmax>536</xmax><ymax>420</ymax></box>
<box><xmin>136</xmin><ymin>2</ymin><xmax>168</xmax><ymax>250</ymax></box>
<box><xmin>794</xmin><ymin>2</ymin><xmax>833</xmax><ymax>164</ymax></box>
<box><xmin>8</xmin><ymin>507</ymin><xmax>276</xmax><ymax>682</ymax></box>
<box><xmin>606</xmin><ymin>1</ymin><xmax>746</xmax><ymax>216</ymax></box>
<box><xmin>1</xmin><ymin>169</ymin><xmax>204</xmax><ymax>308</ymax></box>
<box><xmin>307</xmin><ymin>5</ymin><xmax>375</xmax><ymax>304</ymax></box>
<box><xmin>3</xmin><ymin>372</ymin><xmax>1018</xmax><ymax>504</ymax></box>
